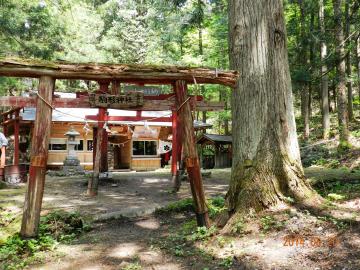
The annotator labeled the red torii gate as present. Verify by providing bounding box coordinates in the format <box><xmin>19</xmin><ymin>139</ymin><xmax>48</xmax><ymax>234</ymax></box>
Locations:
<box><xmin>0</xmin><ymin>58</ymin><xmax>238</xmax><ymax>238</ymax></box>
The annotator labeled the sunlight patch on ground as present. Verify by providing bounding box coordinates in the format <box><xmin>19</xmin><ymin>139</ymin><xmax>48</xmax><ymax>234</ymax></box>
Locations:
<box><xmin>147</xmin><ymin>263</ymin><xmax>182</xmax><ymax>270</ymax></box>
<box><xmin>108</xmin><ymin>242</ymin><xmax>142</xmax><ymax>259</ymax></box>
<box><xmin>143</xmin><ymin>178</ymin><xmax>169</xmax><ymax>184</ymax></box>
<box><xmin>135</xmin><ymin>218</ymin><xmax>160</xmax><ymax>230</ymax></box>
<box><xmin>79</xmin><ymin>265</ymin><xmax>104</xmax><ymax>270</ymax></box>
<box><xmin>138</xmin><ymin>250</ymin><xmax>162</xmax><ymax>264</ymax></box>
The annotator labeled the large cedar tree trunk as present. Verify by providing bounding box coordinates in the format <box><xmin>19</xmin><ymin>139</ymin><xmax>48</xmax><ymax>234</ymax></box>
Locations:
<box><xmin>333</xmin><ymin>0</ymin><xmax>350</xmax><ymax>146</ymax></box>
<box><xmin>227</xmin><ymin>0</ymin><xmax>318</xmax><ymax>218</ymax></box>
<box><xmin>319</xmin><ymin>0</ymin><xmax>331</xmax><ymax>139</ymax></box>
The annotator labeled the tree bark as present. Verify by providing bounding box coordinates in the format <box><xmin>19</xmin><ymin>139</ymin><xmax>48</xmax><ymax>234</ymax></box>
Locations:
<box><xmin>333</xmin><ymin>0</ymin><xmax>350</xmax><ymax>147</ymax></box>
<box><xmin>319</xmin><ymin>0</ymin><xmax>331</xmax><ymax>139</ymax></box>
<box><xmin>227</xmin><ymin>0</ymin><xmax>319</xmax><ymax>221</ymax></box>
<box><xmin>345</xmin><ymin>0</ymin><xmax>353</xmax><ymax>121</ymax></box>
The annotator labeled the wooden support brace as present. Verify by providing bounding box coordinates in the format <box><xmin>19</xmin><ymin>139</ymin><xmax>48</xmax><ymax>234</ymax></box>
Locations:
<box><xmin>14</xmin><ymin>110</ymin><xmax>20</xmax><ymax>165</ymax></box>
<box><xmin>92</xmin><ymin>127</ymin><xmax>98</xmax><ymax>166</ymax></box>
<box><xmin>99</xmin><ymin>107</ymin><xmax>108</xmax><ymax>173</ymax></box>
<box><xmin>171</xmin><ymin>110</ymin><xmax>180</xmax><ymax>191</ymax></box>
<box><xmin>0</xmin><ymin>146</ymin><xmax>5</xmax><ymax>169</ymax></box>
<box><xmin>174</xmin><ymin>80</ymin><xmax>210</xmax><ymax>228</ymax></box>
<box><xmin>20</xmin><ymin>76</ymin><xmax>55</xmax><ymax>238</ymax></box>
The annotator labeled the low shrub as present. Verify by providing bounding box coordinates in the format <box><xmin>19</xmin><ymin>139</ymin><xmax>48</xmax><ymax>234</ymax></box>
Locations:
<box><xmin>0</xmin><ymin>210</ymin><xmax>91</xmax><ymax>270</ymax></box>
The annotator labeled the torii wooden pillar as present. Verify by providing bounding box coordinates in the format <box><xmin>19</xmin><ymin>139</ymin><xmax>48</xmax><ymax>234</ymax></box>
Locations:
<box><xmin>171</xmin><ymin>110</ymin><xmax>180</xmax><ymax>191</ymax></box>
<box><xmin>14</xmin><ymin>109</ymin><xmax>20</xmax><ymax>165</ymax></box>
<box><xmin>87</xmin><ymin>82</ymin><xmax>109</xmax><ymax>196</ymax></box>
<box><xmin>174</xmin><ymin>80</ymin><xmax>209</xmax><ymax>227</ymax></box>
<box><xmin>20</xmin><ymin>76</ymin><xmax>55</xmax><ymax>238</ymax></box>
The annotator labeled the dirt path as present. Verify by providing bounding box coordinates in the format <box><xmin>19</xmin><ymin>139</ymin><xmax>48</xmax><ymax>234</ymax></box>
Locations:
<box><xmin>42</xmin><ymin>170</ymin><xmax>228</xmax><ymax>219</ymax></box>
<box><xmin>2</xmin><ymin>167</ymin><xmax>360</xmax><ymax>269</ymax></box>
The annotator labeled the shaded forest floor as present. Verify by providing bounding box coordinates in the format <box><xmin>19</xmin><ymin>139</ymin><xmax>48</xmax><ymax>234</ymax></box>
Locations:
<box><xmin>1</xmin><ymin>165</ymin><xmax>359</xmax><ymax>269</ymax></box>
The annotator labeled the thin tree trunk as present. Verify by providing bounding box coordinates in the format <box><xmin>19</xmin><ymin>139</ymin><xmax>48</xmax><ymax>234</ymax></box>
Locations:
<box><xmin>227</xmin><ymin>0</ymin><xmax>319</xmax><ymax>224</ymax></box>
<box><xmin>298</xmin><ymin>0</ymin><xmax>310</xmax><ymax>140</ymax></box>
<box><xmin>197</xmin><ymin>0</ymin><xmax>206</xmax><ymax>123</ymax></box>
<box><xmin>319</xmin><ymin>0</ymin><xmax>331</xmax><ymax>139</ymax></box>
<box><xmin>358</xmin><ymin>34</ymin><xmax>360</xmax><ymax>99</ymax></box>
<box><xmin>309</xmin><ymin>12</ymin><xmax>315</xmax><ymax>118</ymax></box>
<box><xmin>345</xmin><ymin>0</ymin><xmax>353</xmax><ymax>121</ymax></box>
<box><xmin>333</xmin><ymin>0</ymin><xmax>350</xmax><ymax>147</ymax></box>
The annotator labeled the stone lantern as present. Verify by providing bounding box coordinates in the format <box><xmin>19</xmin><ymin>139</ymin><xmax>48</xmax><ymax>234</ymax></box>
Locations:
<box><xmin>63</xmin><ymin>126</ymin><xmax>83</xmax><ymax>174</ymax></box>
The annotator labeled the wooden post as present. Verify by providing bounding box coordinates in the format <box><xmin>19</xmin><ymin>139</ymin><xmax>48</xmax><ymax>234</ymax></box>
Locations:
<box><xmin>87</xmin><ymin>82</ymin><xmax>109</xmax><ymax>196</ymax></box>
<box><xmin>111</xmin><ymin>80</ymin><xmax>120</xmax><ymax>95</ymax></box>
<box><xmin>99</xmin><ymin>108</ymin><xmax>108</xmax><ymax>173</ymax></box>
<box><xmin>176</xmin><ymin>109</ymin><xmax>184</xmax><ymax>172</ymax></box>
<box><xmin>171</xmin><ymin>111</ymin><xmax>180</xmax><ymax>191</ymax></box>
<box><xmin>113</xmin><ymin>145</ymin><xmax>120</xmax><ymax>169</ymax></box>
<box><xmin>87</xmin><ymin>123</ymin><xmax>103</xmax><ymax>196</ymax></box>
<box><xmin>174</xmin><ymin>80</ymin><xmax>210</xmax><ymax>227</ymax></box>
<box><xmin>92</xmin><ymin>127</ymin><xmax>98</xmax><ymax>167</ymax></box>
<box><xmin>20</xmin><ymin>76</ymin><xmax>55</xmax><ymax>238</ymax></box>
<box><xmin>14</xmin><ymin>110</ymin><xmax>20</xmax><ymax>165</ymax></box>
<box><xmin>0</xmin><ymin>146</ymin><xmax>5</xmax><ymax>168</ymax></box>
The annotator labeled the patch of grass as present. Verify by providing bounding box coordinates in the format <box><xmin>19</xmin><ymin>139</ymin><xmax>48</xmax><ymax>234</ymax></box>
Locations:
<box><xmin>155</xmin><ymin>198</ymin><xmax>194</xmax><ymax>214</ymax></box>
<box><xmin>231</xmin><ymin>218</ymin><xmax>246</xmax><ymax>234</ymax></box>
<box><xmin>219</xmin><ymin>256</ymin><xmax>233</xmax><ymax>269</ymax></box>
<box><xmin>121</xmin><ymin>261</ymin><xmax>142</xmax><ymax>270</ymax></box>
<box><xmin>0</xmin><ymin>211</ymin><xmax>91</xmax><ymax>270</ymax></box>
<box><xmin>306</xmin><ymin>167</ymin><xmax>360</xmax><ymax>184</ymax></box>
<box><xmin>216</xmin><ymin>236</ymin><xmax>234</xmax><ymax>248</ymax></box>
<box><xmin>313</xmin><ymin>177</ymin><xmax>360</xmax><ymax>201</ymax></box>
<box><xmin>317</xmin><ymin>215</ymin><xmax>350</xmax><ymax>231</ymax></box>
<box><xmin>156</xmin><ymin>196</ymin><xmax>227</xmax><ymax>218</ymax></box>
<box><xmin>190</xmin><ymin>226</ymin><xmax>217</xmax><ymax>241</ymax></box>
<box><xmin>260</xmin><ymin>215</ymin><xmax>285</xmax><ymax>232</ymax></box>
<box><xmin>207</xmin><ymin>196</ymin><xmax>227</xmax><ymax>218</ymax></box>
<box><xmin>314</xmin><ymin>158</ymin><xmax>341</xmax><ymax>169</ymax></box>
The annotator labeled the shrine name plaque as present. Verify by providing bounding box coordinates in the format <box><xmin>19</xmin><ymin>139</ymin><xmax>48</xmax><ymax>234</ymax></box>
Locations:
<box><xmin>89</xmin><ymin>92</ymin><xmax>144</xmax><ymax>109</ymax></box>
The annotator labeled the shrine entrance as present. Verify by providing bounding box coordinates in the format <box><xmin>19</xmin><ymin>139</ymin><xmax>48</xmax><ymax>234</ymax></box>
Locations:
<box><xmin>0</xmin><ymin>58</ymin><xmax>237</xmax><ymax>238</ymax></box>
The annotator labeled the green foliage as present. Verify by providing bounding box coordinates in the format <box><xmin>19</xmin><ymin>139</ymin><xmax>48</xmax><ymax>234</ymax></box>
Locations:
<box><xmin>207</xmin><ymin>196</ymin><xmax>226</xmax><ymax>218</ymax></box>
<box><xmin>314</xmin><ymin>158</ymin><xmax>341</xmax><ymax>169</ymax></box>
<box><xmin>0</xmin><ymin>211</ymin><xmax>91</xmax><ymax>269</ymax></box>
<box><xmin>155</xmin><ymin>198</ymin><xmax>194</xmax><ymax>214</ymax></box>
<box><xmin>218</xmin><ymin>256</ymin><xmax>233</xmax><ymax>269</ymax></box>
<box><xmin>301</xmin><ymin>145</ymin><xmax>330</xmax><ymax>167</ymax></box>
<box><xmin>351</xmin><ymin>129</ymin><xmax>360</xmax><ymax>138</ymax></box>
<box><xmin>313</xmin><ymin>178</ymin><xmax>360</xmax><ymax>201</ymax></box>
<box><xmin>231</xmin><ymin>218</ymin><xmax>245</xmax><ymax>234</ymax></box>
<box><xmin>317</xmin><ymin>215</ymin><xmax>350</xmax><ymax>231</ymax></box>
<box><xmin>0</xmin><ymin>0</ymin><xmax>64</xmax><ymax>59</ymax></box>
<box><xmin>121</xmin><ymin>262</ymin><xmax>142</xmax><ymax>270</ymax></box>
<box><xmin>156</xmin><ymin>196</ymin><xmax>226</xmax><ymax>218</ymax></box>
<box><xmin>260</xmin><ymin>216</ymin><xmax>285</xmax><ymax>232</ymax></box>
<box><xmin>190</xmin><ymin>226</ymin><xmax>217</xmax><ymax>241</ymax></box>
